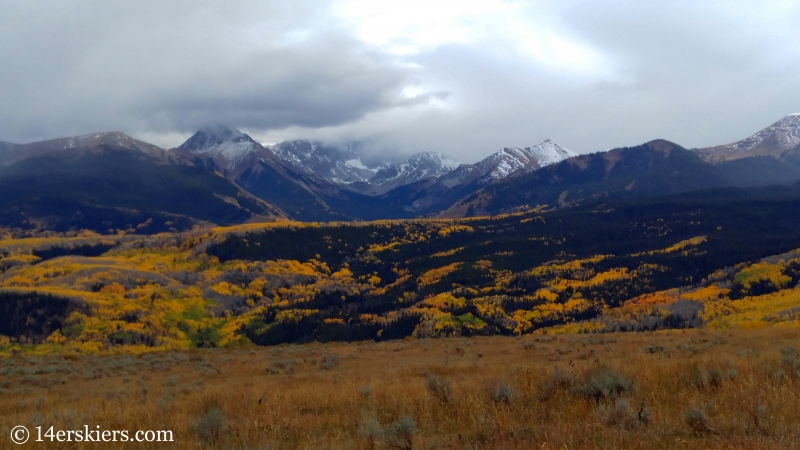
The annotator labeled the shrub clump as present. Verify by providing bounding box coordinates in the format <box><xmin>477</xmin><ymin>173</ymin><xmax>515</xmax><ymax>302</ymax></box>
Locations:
<box><xmin>265</xmin><ymin>359</ymin><xmax>297</xmax><ymax>375</ymax></box>
<box><xmin>425</xmin><ymin>374</ymin><xmax>452</xmax><ymax>403</ymax></box>
<box><xmin>571</xmin><ymin>366</ymin><xmax>633</xmax><ymax>403</ymax></box>
<box><xmin>358</xmin><ymin>385</ymin><xmax>373</xmax><ymax>400</ymax></box>
<box><xmin>644</xmin><ymin>344</ymin><xmax>664</xmax><ymax>354</ymax></box>
<box><xmin>595</xmin><ymin>399</ymin><xmax>649</xmax><ymax>429</ymax></box>
<box><xmin>383</xmin><ymin>416</ymin><xmax>417</xmax><ymax>450</ymax></box>
<box><xmin>684</xmin><ymin>408</ymin><xmax>718</xmax><ymax>435</ymax></box>
<box><xmin>194</xmin><ymin>396</ymin><xmax>227</xmax><ymax>443</ymax></box>
<box><xmin>320</xmin><ymin>354</ymin><xmax>341</xmax><ymax>371</ymax></box>
<box><xmin>359</xmin><ymin>414</ymin><xmax>416</xmax><ymax>450</ymax></box>
<box><xmin>537</xmin><ymin>367</ymin><xmax>576</xmax><ymax>401</ymax></box>
<box><xmin>780</xmin><ymin>347</ymin><xmax>800</xmax><ymax>377</ymax></box>
<box><xmin>486</xmin><ymin>379</ymin><xmax>516</xmax><ymax>405</ymax></box>
<box><xmin>683</xmin><ymin>362</ymin><xmax>737</xmax><ymax>390</ymax></box>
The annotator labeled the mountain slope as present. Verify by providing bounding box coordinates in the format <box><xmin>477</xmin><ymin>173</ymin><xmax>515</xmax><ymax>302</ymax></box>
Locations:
<box><xmin>271</xmin><ymin>140</ymin><xmax>377</xmax><ymax>185</ymax></box>
<box><xmin>697</xmin><ymin>114</ymin><xmax>800</xmax><ymax>162</ymax></box>
<box><xmin>467</xmin><ymin>140</ymin><xmax>577</xmax><ymax>182</ymax></box>
<box><xmin>176</xmin><ymin>125</ymin><xmax>266</xmax><ymax>172</ymax></box>
<box><xmin>270</xmin><ymin>140</ymin><xmax>464</xmax><ymax>195</ymax></box>
<box><xmin>0</xmin><ymin>132</ymin><xmax>189</xmax><ymax>166</ymax></box>
<box><xmin>443</xmin><ymin>140</ymin><xmax>727</xmax><ymax>217</ymax></box>
<box><xmin>0</xmin><ymin>146</ymin><xmax>286</xmax><ymax>233</ymax></box>
<box><xmin>367</xmin><ymin>140</ymin><xmax>577</xmax><ymax>216</ymax></box>
<box><xmin>695</xmin><ymin>114</ymin><xmax>800</xmax><ymax>187</ymax></box>
<box><xmin>350</xmin><ymin>151</ymin><xmax>464</xmax><ymax>195</ymax></box>
<box><xmin>0</xmin><ymin>141</ymin><xmax>22</xmax><ymax>166</ymax></box>
<box><xmin>175</xmin><ymin>127</ymin><xmax>359</xmax><ymax>221</ymax></box>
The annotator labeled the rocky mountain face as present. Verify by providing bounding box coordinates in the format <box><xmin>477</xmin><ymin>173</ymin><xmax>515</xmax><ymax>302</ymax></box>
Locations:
<box><xmin>270</xmin><ymin>140</ymin><xmax>377</xmax><ymax>185</ymax></box>
<box><xmin>172</xmin><ymin>128</ymin><xmax>346</xmax><ymax>222</ymax></box>
<box><xmin>175</xmin><ymin>125</ymin><xmax>274</xmax><ymax>174</ymax></box>
<box><xmin>469</xmin><ymin>140</ymin><xmax>578</xmax><ymax>181</ymax></box>
<box><xmin>348</xmin><ymin>151</ymin><xmax>464</xmax><ymax>195</ymax></box>
<box><xmin>267</xmin><ymin>140</ymin><xmax>464</xmax><ymax>195</ymax></box>
<box><xmin>432</xmin><ymin>140</ymin><xmax>576</xmax><ymax>188</ymax></box>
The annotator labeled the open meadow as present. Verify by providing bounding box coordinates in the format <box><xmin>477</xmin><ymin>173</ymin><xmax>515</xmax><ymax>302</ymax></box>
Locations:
<box><xmin>2</xmin><ymin>327</ymin><xmax>800</xmax><ymax>449</ymax></box>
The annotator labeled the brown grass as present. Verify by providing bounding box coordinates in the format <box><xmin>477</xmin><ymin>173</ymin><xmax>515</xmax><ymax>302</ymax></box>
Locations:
<box><xmin>2</xmin><ymin>328</ymin><xmax>800</xmax><ymax>449</ymax></box>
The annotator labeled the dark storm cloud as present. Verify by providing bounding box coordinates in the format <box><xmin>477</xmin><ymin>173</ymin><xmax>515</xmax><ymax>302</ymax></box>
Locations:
<box><xmin>0</xmin><ymin>1</ymin><xmax>411</xmax><ymax>144</ymax></box>
<box><xmin>1</xmin><ymin>0</ymin><xmax>799</xmax><ymax>160</ymax></box>
<box><xmin>133</xmin><ymin>34</ymin><xmax>407</xmax><ymax>132</ymax></box>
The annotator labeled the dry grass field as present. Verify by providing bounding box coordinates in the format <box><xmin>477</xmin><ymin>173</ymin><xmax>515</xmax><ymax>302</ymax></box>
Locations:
<box><xmin>2</xmin><ymin>328</ymin><xmax>800</xmax><ymax>449</ymax></box>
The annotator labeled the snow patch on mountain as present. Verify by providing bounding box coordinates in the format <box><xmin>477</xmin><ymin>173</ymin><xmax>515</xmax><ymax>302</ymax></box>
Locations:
<box><xmin>177</xmin><ymin>125</ymin><xmax>262</xmax><ymax>168</ymax></box>
<box><xmin>369</xmin><ymin>152</ymin><xmax>466</xmax><ymax>191</ymax></box>
<box><xmin>715</xmin><ymin>114</ymin><xmax>800</xmax><ymax>154</ymax></box>
<box><xmin>345</xmin><ymin>158</ymin><xmax>371</xmax><ymax>171</ymax></box>
<box><xmin>472</xmin><ymin>139</ymin><xmax>577</xmax><ymax>180</ymax></box>
<box><xmin>271</xmin><ymin>140</ymin><xmax>376</xmax><ymax>184</ymax></box>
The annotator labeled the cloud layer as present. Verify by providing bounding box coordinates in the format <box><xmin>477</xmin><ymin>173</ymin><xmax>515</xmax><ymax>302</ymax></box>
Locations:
<box><xmin>1</xmin><ymin>0</ymin><xmax>799</xmax><ymax>161</ymax></box>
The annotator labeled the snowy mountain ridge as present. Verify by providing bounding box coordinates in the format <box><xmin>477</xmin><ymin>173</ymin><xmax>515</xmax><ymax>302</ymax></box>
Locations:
<box><xmin>466</xmin><ymin>139</ymin><xmax>577</xmax><ymax>182</ymax></box>
<box><xmin>270</xmin><ymin>140</ymin><xmax>377</xmax><ymax>185</ymax></box>
<box><xmin>177</xmin><ymin>125</ymin><xmax>263</xmax><ymax>169</ymax></box>
<box><xmin>0</xmin><ymin>131</ymin><xmax>171</xmax><ymax>166</ymax></box>
<box><xmin>720</xmin><ymin>114</ymin><xmax>800</xmax><ymax>154</ymax></box>
<box><xmin>697</xmin><ymin>114</ymin><xmax>800</xmax><ymax>162</ymax></box>
<box><xmin>360</xmin><ymin>151</ymin><xmax>466</xmax><ymax>194</ymax></box>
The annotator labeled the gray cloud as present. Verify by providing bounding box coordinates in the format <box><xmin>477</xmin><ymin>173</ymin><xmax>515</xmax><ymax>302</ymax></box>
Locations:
<box><xmin>0</xmin><ymin>1</ymin><xmax>411</xmax><ymax>144</ymax></box>
<box><xmin>1</xmin><ymin>0</ymin><xmax>799</xmax><ymax>161</ymax></box>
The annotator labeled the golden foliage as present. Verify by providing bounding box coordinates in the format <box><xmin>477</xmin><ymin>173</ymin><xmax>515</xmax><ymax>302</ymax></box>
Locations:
<box><xmin>417</xmin><ymin>263</ymin><xmax>462</xmax><ymax>286</ymax></box>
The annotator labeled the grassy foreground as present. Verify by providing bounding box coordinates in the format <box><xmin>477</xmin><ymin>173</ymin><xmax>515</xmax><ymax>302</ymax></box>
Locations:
<box><xmin>2</xmin><ymin>328</ymin><xmax>800</xmax><ymax>449</ymax></box>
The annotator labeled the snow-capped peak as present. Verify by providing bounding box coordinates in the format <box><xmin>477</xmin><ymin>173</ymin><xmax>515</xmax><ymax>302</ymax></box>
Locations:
<box><xmin>473</xmin><ymin>140</ymin><xmax>576</xmax><ymax>180</ymax></box>
<box><xmin>715</xmin><ymin>114</ymin><xmax>800</xmax><ymax>154</ymax></box>
<box><xmin>528</xmin><ymin>139</ymin><xmax>578</xmax><ymax>166</ymax></box>
<box><xmin>177</xmin><ymin>125</ymin><xmax>262</xmax><ymax>167</ymax></box>
<box><xmin>178</xmin><ymin>125</ymin><xmax>256</xmax><ymax>152</ymax></box>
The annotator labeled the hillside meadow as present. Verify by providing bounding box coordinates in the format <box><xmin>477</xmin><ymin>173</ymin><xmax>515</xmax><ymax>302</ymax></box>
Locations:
<box><xmin>2</xmin><ymin>328</ymin><xmax>800</xmax><ymax>449</ymax></box>
<box><xmin>2</xmin><ymin>193</ymin><xmax>800</xmax><ymax>448</ymax></box>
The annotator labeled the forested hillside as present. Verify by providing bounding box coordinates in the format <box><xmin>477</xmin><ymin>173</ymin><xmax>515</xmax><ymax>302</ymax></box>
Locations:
<box><xmin>2</xmin><ymin>184</ymin><xmax>800</xmax><ymax>354</ymax></box>
<box><xmin>0</xmin><ymin>147</ymin><xmax>286</xmax><ymax>234</ymax></box>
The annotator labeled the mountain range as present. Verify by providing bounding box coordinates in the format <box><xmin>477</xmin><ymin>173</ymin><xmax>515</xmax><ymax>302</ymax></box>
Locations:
<box><xmin>1</xmin><ymin>113</ymin><xmax>799</xmax><ymax>233</ymax></box>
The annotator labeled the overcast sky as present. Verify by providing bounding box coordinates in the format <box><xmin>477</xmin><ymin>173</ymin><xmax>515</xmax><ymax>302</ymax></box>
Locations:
<box><xmin>1</xmin><ymin>0</ymin><xmax>799</xmax><ymax>162</ymax></box>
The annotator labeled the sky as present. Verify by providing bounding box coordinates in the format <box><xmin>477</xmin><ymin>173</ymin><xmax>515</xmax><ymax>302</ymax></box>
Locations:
<box><xmin>1</xmin><ymin>0</ymin><xmax>799</xmax><ymax>163</ymax></box>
